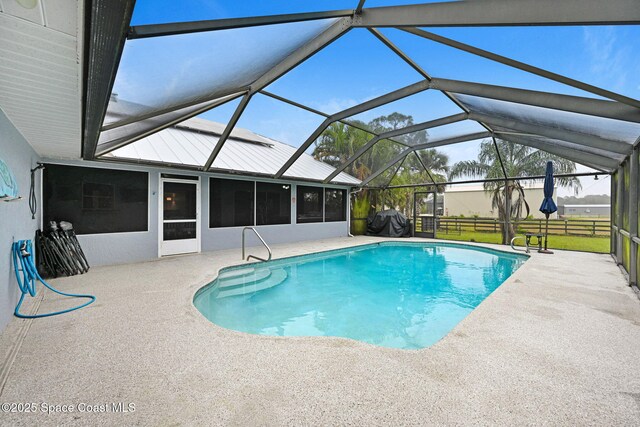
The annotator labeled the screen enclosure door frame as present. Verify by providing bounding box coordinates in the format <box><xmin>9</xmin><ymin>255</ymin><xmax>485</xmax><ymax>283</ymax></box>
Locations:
<box><xmin>159</xmin><ymin>176</ymin><xmax>201</xmax><ymax>257</ymax></box>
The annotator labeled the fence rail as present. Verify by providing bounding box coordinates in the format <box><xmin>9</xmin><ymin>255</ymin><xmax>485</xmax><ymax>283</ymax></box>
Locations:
<box><xmin>435</xmin><ymin>217</ymin><xmax>610</xmax><ymax>237</ymax></box>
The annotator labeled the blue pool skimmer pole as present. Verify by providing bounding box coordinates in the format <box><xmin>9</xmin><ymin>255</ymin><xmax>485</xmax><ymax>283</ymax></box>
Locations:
<box><xmin>12</xmin><ymin>240</ymin><xmax>95</xmax><ymax>318</ymax></box>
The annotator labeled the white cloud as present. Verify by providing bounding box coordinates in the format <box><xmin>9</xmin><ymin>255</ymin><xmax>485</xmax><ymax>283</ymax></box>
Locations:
<box><xmin>313</xmin><ymin>98</ymin><xmax>360</xmax><ymax>115</ymax></box>
<box><xmin>582</xmin><ymin>27</ymin><xmax>630</xmax><ymax>91</ymax></box>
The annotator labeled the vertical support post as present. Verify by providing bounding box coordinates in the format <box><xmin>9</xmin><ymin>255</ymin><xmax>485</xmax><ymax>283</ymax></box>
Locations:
<box><xmin>504</xmin><ymin>179</ymin><xmax>511</xmax><ymax>245</ymax></box>
<box><xmin>347</xmin><ymin>188</ymin><xmax>353</xmax><ymax>236</ymax></box>
<box><xmin>611</xmin><ymin>175</ymin><xmax>616</xmax><ymax>255</ymax></box>
<box><xmin>629</xmin><ymin>147</ymin><xmax>638</xmax><ymax>286</ymax></box>
<box><xmin>616</xmin><ymin>165</ymin><xmax>624</xmax><ymax>264</ymax></box>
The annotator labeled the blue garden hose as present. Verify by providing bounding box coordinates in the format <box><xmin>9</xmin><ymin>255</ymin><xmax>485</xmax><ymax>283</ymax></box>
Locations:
<box><xmin>12</xmin><ymin>240</ymin><xmax>95</xmax><ymax>318</ymax></box>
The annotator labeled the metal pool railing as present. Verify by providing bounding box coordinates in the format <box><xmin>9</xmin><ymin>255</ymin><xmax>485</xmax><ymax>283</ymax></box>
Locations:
<box><xmin>242</xmin><ymin>227</ymin><xmax>272</xmax><ymax>262</ymax></box>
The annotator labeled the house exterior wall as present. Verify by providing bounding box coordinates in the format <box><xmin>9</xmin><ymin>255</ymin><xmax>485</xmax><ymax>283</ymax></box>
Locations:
<box><xmin>0</xmin><ymin>108</ymin><xmax>41</xmax><ymax>332</ymax></box>
<box><xmin>444</xmin><ymin>187</ymin><xmax>552</xmax><ymax>219</ymax></box>
<box><xmin>41</xmin><ymin>160</ymin><xmax>351</xmax><ymax>267</ymax></box>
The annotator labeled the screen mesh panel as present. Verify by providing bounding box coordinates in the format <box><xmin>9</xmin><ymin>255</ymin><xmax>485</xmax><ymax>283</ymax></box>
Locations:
<box><xmin>98</xmin><ymin>94</ymin><xmax>241</xmax><ymax>153</ymax></box>
<box><xmin>325</xmin><ymin>188</ymin><xmax>347</xmax><ymax>221</ymax></box>
<box><xmin>455</xmin><ymin>94</ymin><xmax>640</xmax><ymax>145</ymax></box>
<box><xmin>265</xmin><ymin>28</ymin><xmax>423</xmax><ymax>111</ymax></box>
<box><xmin>345</xmin><ymin>90</ymin><xmax>465</xmax><ymax>137</ymax></box>
<box><xmin>43</xmin><ymin>164</ymin><xmax>148</xmax><ymax>235</ymax></box>
<box><xmin>297</xmin><ymin>185</ymin><xmax>324</xmax><ymax>223</ymax></box>
<box><xmin>209</xmin><ymin>178</ymin><xmax>255</xmax><ymax>228</ymax></box>
<box><xmin>256</xmin><ymin>182</ymin><xmax>291</xmax><ymax>225</ymax></box>
<box><xmin>104</xmin><ymin>19</ymin><xmax>338</xmax><ymax>127</ymax></box>
<box><xmin>130</xmin><ymin>1</ymin><xmax>355</xmax><ymax>25</ymax></box>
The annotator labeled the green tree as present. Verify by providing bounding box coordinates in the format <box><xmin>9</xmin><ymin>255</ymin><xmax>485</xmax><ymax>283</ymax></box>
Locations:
<box><xmin>313</xmin><ymin>112</ymin><xmax>451</xmax><ymax>227</ymax></box>
<box><xmin>313</xmin><ymin>120</ymin><xmax>402</xmax><ymax>181</ymax></box>
<box><xmin>385</xmin><ymin>150</ymin><xmax>450</xmax><ymax>218</ymax></box>
<box><xmin>449</xmin><ymin>139</ymin><xmax>581</xmax><ymax>244</ymax></box>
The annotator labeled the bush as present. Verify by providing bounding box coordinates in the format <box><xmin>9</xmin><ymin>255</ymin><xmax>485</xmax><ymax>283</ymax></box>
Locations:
<box><xmin>351</xmin><ymin>193</ymin><xmax>370</xmax><ymax>235</ymax></box>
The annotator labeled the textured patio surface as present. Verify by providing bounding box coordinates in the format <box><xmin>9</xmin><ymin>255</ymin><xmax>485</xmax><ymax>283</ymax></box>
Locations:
<box><xmin>1</xmin><ymin>236</ymin><xmax>639</xmax><ymax>426</ymax></box>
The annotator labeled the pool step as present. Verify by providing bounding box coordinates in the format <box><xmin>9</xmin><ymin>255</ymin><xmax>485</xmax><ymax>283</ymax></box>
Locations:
<box><xmin>216</xmin><ymin>268</ymin><xmax>287</xmax><ymax>299</ymax></box>
<box><xmin>217</xmin><ymin>268</ymin><xmax>271</xmax><ymax>289</ymax></box>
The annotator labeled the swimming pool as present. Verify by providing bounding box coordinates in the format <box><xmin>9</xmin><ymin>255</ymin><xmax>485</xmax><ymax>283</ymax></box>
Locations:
<box><xmin>194</xmin><ymin>242</ymin><xmax>528</xmax><ymax>350</ymax></box>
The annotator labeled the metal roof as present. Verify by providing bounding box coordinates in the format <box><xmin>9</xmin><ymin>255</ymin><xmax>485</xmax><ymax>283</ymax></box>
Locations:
<box><xmin>104</xmin><ymin>117</ymin><xmax>361</xmax><ymax>185</ymax></box>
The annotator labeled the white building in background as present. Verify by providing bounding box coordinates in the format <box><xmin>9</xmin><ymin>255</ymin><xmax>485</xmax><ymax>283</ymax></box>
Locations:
<box><xmin>558</xmin><ymin>204</ymin><xmax>610</xmax><ymax>218</ymax></box>
<box><xmin>443</xmin><ymin>183</ymin><xmax>556</xmax><ymax>219</ymax></box>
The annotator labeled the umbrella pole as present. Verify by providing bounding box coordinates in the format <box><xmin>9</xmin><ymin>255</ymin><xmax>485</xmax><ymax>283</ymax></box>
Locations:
<box><xmin>545</xmin><ymin>214</ymin><xmax>549</xmax><ymax>250</ymax></box>
<box><xmin>540</xmin><ymin>213</ymin><xmax>554</xmax><ymax>254</ymax></box>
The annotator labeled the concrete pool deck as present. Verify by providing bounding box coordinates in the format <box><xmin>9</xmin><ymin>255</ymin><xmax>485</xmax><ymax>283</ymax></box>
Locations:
<box><xmin>1</xmin><ymin>236</ymin><xmax>639</xmax><ymax>425</ymax></box>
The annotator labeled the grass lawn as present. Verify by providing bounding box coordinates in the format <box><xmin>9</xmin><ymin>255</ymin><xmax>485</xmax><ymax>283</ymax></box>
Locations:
<box><xmin>437</xmin><ymin>230</ymin><xmax>610</xmax><ymax>253</ymax></box>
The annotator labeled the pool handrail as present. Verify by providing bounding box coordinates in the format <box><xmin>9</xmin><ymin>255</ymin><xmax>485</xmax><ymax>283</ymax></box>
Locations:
<box><xmin>510</xmin><ymin>235</ymin><xmax>529</xmax><ymax>253</ymax></box>
<box><xmin>242</xmin><ymin>227</ymin><xmax>272</xmax><ymax>262</ymax></box>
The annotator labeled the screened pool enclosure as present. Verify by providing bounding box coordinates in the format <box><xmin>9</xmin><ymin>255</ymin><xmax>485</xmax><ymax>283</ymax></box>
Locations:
<box><xmin>82</xmin><ymin>1</ymin><xmax>640</xmax><ymax>286</ymax></box>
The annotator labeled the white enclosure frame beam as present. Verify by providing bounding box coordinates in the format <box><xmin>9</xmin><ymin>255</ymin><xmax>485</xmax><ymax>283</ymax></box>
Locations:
<box><xmin>361</xmin><ymin>131</ymin><xmax>490</xmax><ymax>186</ymax></box>
<box><xmin>274</xmin><ymin>79</ymin><xmax>431</xmax><ymax>178</ymax></box>
<box><xmin>323</xmin><ymin>112</ymin><xmax>468</xmax><ymax>183</ymax></box>
<box><xmin>356</xmin><ymin>0</ymin><xmax>640</xmax><ymax>27</ymax></box>
<box><xmin>200</xmin><ymin>17</ymin><xmax>353</xmax><ymax>169</ymax></box>
<box><xmin>469</xmin><ymin>112</ymin><xmax>633</xmax><ymax>156</ymax></box>
<box><xmin>260</xmin><ymin>90</ymin><xmax>414</xmax><ymax>147</ymax></box>
<box><xmin>495</xmin><ymin>133</ymin><xmax>620</xmax><ymax>171</ymax></box>
<box><xmin>628</xmin><ymin>146</ymin><xmax>638</xmax><ymax>285</ymax></box>
<box><xmin>203</xmin><ymin>93</ymin><xmax>253</xmax><ymax>169</ymax></box>
<box><xmin>430</xmin><ymin>78</ymin><xmax>640</xmax><ymax>124</ymax></box>
<box><xmin>128</xmin><ymin>0</ymin><xmax>640</xmax><ymax>40</ymax></box>
<box><xmin>413</xmin><ymin>151</ymin><xmax>438</xmax><ymax>186</ymax></box>
<box><xmin>383</xmin><ymin>172</ymin><xmax>604</xmax><ymax>190</ymax></box>
<box><xmin>99</xmin><ymin>17</ymin><xmax>353</xmax><ymax>166</ymax></box>
<box><xmin>128</xmin><ymin>10</ymin><xmax>354</xmax><ymax>39</ymax></box>
<box><xmin>95</xmin><ymin>92</ymin><xmax>244</xmax><ymax>157</ymax></box>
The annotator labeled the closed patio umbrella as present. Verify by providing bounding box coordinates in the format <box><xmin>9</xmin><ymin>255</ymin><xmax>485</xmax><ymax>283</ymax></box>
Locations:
<box><xmin>539</xmin><ymin>161</ymin><xmax>557</xmax><ymax>254</ymax></box>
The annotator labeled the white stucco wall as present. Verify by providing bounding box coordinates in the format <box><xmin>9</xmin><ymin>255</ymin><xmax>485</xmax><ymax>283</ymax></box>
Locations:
<box><xmin>0</xmin><ymin>109</ymin><xmax>41</xmax><ymax>331</ymax></box>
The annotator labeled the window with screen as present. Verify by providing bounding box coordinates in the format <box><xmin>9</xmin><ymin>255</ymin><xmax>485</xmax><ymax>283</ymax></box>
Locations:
<box><xmin>43</xmin><ymin>164</ymin><xmax>148</xmax><ymax>234</ymax></box>
<box><xmin>209</xmin><ymin>178</ymin><xmax>254</xmax><ymax>228</ymax></box>
<box><xmin>297</xmin><ymin>186</ymin><xmax>323</xmax><ymax>223</ymax></box>
<box><xmin>82</xmin><ymin>183</ymin><xmax>115</xmax><ymax>210</ymax></box>
<box><xmin>256</xmin><ymin>182</ymin><xmax>291</xmax><ymax>225</ymax></box>
<box><xmin>325</xmin><ymin>189</ymin><xmax>346</xmax><ymax>222</ymax></box>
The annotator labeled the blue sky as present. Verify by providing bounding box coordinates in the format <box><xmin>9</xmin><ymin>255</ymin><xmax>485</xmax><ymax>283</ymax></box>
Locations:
<box><xmin>126</xmin><ymin>1</ymin><xmax>640</xmax><ymax>196</ymax></box>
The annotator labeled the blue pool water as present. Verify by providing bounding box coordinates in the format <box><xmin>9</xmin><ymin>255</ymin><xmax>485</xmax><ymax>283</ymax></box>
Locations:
<box><xmin>194</xmin><ymin>242</ymin><xmax>527</xmax><ymax>350</ymax></box>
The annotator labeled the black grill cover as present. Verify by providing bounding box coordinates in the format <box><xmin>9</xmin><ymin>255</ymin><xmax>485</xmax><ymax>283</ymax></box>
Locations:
<box><xmin>366</xmin><ymin>209</ymin><xmax>411</xmax><ymax>237</ymax></box>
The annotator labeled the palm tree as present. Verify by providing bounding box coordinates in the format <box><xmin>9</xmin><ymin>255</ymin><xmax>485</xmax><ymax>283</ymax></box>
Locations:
<box><xmin>385</xmin><ymin>149</ymin><xmax>450</xmax><ymax>217</ymax></box>
<box><xmin>313</xmin><ymin>121</ymin><xmax>403</xmax><ymax>181</ymax></box>
<box><xmin>449</xmin><ymin>139</ymin><xmax>581</xmax><ymax>244</ymax></box>
<box><xmin>313</xmin><ymin>113</ymin><xmax>452</xmax><ymax>230</ymax></box>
